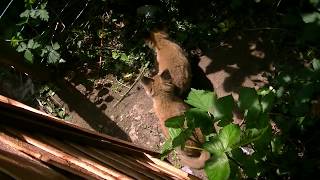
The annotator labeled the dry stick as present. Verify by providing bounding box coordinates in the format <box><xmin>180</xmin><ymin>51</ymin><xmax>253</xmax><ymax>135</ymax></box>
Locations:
<box><xmin>0</xmin><ymin>131</ymin><xmax>102</xmax><ymax>180</ymax></box>
<box><xmin>124</xmin><ymin>155</ymin><xmax>173</xmax><ymax>180</ymax></box>
<box><xmin>143</xmin><ymin>153</ymin><xmax>194</xmax><ymax>180</ymax></box>
<box><xmin>5</xmin><ymin>128</ymin><xmax>115</xmax><ymax>180</ymax></box>
<box><xmin>37</xmin><ymin>135</ymin><xmax>129</xmax><ymax>180</ymax></box>
<box><xmin>94</xmin><ymin>148</ymin><xmax>163</xmax><ymax>180</ymax></box>
<box><xmin>113</xmin><ymin>61</ymin><xmax>150</xmax><ymax>108</ymax></box>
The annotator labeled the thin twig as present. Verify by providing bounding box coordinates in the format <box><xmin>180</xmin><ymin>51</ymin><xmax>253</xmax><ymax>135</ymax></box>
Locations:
<box><xmin>245</xmin><ymin>27</ymin><xmax>286</xmax><ymax>31</ymax></box>
<box><xmin>113</xmin><ymin>62</ymin><xmax>149</xmax><ymax>108</ymax></box>
<box><xmin>0</xmin><ymin>0</ymin><xmax>14</xmax><ymax>20</ymax></box>
<box><xmin>115</xmin><ymin>79</ymin><xmax>130</xmax><ymax>89</ymax></box>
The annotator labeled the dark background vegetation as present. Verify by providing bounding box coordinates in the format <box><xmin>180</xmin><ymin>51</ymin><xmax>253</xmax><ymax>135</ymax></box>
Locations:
<box><xmin>0</xmin><ymin>0</ymin><xmax>319</xmax><ymax>179</ymax></box>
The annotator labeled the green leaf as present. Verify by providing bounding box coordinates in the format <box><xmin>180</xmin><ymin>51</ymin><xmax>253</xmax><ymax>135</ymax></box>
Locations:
<box><xmin>120</xmin><ymin>53</ymin><xmax>129</xmax><ymax>61</ymax></box>
<box><xmin>238</xmin><ymin>127</ymin><xmax>268</xmax><ymax>146</ymax></box>
<box><xmin>160</xmin><ymin>139</ymin><xmax>173</xmax><ymax>159</ymax></box>
<box><xmin>27</xmin><ymin>39</ymin><xmax>40</xmax><ymax>49</ymax></box>
<box><xmin>41</xmin><ymin>48</ymin><xmax>48</xmax><ymax>57</ymax></box>
<box><xmin>205</xmin><ymin>153</ymin><xmax>230</xmax><ymax>180</ymax></box>
<box><xmin>185</xmin><ymin>89</ymin><xmax>216</xmax><ymax>112</ymax></box>
<box><xmin>212</xmin><ymin>95</ymin><xmax>234</xmax><ymax>121</ymax></box>
<box><xmin>41</xmin><ymin>2</ymin><xmax>47</xmax><ymax>9</ymax></box>
<box><xmin>309</xmin><ymin>0</ymin><xmax>320</xmax><ymax>7</ymax></box>
<box><xmin>52</xmin><ymin>42</ymin><xmax>60</xmax><ymax>50</ymax></box>
<box><xmin>204</xmin><ymin>136</ymin><xmax>225</xmax><ymax>155</ymax></box>
<box><xmin>219</xmin><ymin>124</ymin><xmax>241</xmax><ymax>150</ymax></box>
<box><xmin>25</xmin><ymin>0</ymin><xmax>36</xmax><ymax>5</ymax></box>
<box><xmin>112</xmin><ymin>51</ymin><xmax>120</xmax><ymax>59</ymax></box>
<box><xmin>172</xmin><ymin>129</ymin><xmax>192</xmax><ymax>148</ymax></box>
<box><xmin>24</xmin><ymin>50</ymin><xmax>33</xmax><ymax>63</ymax></box>
<box><xmin>29</xmin><ymin>9</ymin><xmax>38</xmax><ymax>19</ymax></box>
<box><xmin>260</xmin><ymin>92</ymin><xmax>275</xmax><ymax>113</ymax></box>
<box><xmin>312</xmin><ymin>58</ymin><xmax>320</xmax><ymax>71</ymax></box>
<box><xmin>48</xmin><ymin>50</ymin><xmax>60</xmax><ymax>64</ymax></box>
<box><xmin>168</xmin><ymin>127</ymin><xmax>182</xmax><ymax>139</ymax></box>
<box><xmin>27</xmin><ymin>39</ymin><xmax>34</xmax><ymax>49</ymax></box>
<box><xmin>185</xmin><ymin>108</ymin><xmax>213</xmax><ymax>135</ymax></box>
<box><xmin>16</xmin><ymin>42</ymin><xmax>27</xmax><ymax>52</ymax></box>
<box><xmin>302</xmin><ymin>12</ymin><xmax>320</xmax><ymax>25</ymax></box>
<box><xmin>257</xmin><ymin>87</ymin><xmax>271</xmax><ymax>96</ymax></box>
<box><xmin>238</xmin><ymin>87</ymin><xmax>259</xmax><ymax>111</ymax></box>
<box><xmin>165</xmin><ymin>116</ymin><xmax>185</xmax><ymax>128</ymax></box>
<box><xmin>161</xmin><ymin>139</ymin><xmax>172</xmax><ymax>153</ymax></box>
<box><xmin>20</xmin><ymin>10</ymin><xmax>30</xmax><ymax>18</ymax></box>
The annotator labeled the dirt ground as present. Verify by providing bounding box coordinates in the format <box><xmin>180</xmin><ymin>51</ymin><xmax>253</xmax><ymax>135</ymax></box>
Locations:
<box><xmin>0</xmin><ymin>30</ymin><xmax>273</xmax><ymax>179</ymax></box>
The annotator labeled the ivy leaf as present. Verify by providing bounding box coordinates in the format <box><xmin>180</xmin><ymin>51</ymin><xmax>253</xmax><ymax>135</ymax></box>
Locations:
<box><xmin>260</xmin><ymin>92</ymin><xmax>275</xmax><ymax>113</ymax></box>
<box><xmin>312</xmin><ymin>58</ymin><xmax>320</xmax><ymax>71</ymax></box>
<box><xmin>41</xmin><ymin>48</ymin><xmax>48</xmax><ymax>57</ymax></box>
<box><xmin>27</xmin><ymin>39</ymin><xmax>40</xmax><ymax>49</ymax></box>
<box><xmin>205</xmin><ymin>153</ymin><xmax>230</xmax><ymax>180</ymax></box>
<box><xmin>38</xmin><ymin>9</ymin><xmax>49</xmax><ymax>21</ymax></box>
<box><xmin>218</xmin><ymin>124</ymin><xmax>241</xmax><ymax>151</ymax></box>
<box><xmin>16</xmin><ymin>42</ymin><xmax>27</xmax><ymax>52</ymax></box>
<box><xmin>29</xmin><ymin>9</ymin><xmax>37</xmax><ymax>19</ymax></box>
<box><xmin>20</xmin><ymin>10</ymin><xmax>30</xmax><ymax>18</ymax></box>
<box><xmin>212</xmin><ymin>95</ymin><xmax>234</xmax><ymax>121</ymax></box>
<box><xmin>41</xmin><ymin>2</ymin><xmax>47</xmax><ymax>9</ymax></box>
<box><xmin>48</xmin><ymin>50</ymin><xmax>60</xmax><ymax>64</ymax></box>
<box><xmin>165</xmin><ymin>115</ymin><xmax>185</xmax><ymax>128</ymax></box>
<box><xmin>24</xmin><ymin>50</ymin><xmax>33</xmax><ymax>63</ymax></box>
<box><xmin>185</xmin><ymin>89</ymin><xmax>216</xmax><ymax>112</ymax></box>
<box><xmin>238</xmin><ymin>87</ymin><xmax>259</xmax><ymax>111</ymax></box>
<box><xmin>52</xmin><ymin>42</ymin><xmax>60</xmax><ymax>50</ymax></box>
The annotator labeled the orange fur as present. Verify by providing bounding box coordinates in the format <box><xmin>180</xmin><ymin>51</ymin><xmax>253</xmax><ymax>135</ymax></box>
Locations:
<box><xmin>145</xmin><ymin>30</ymin><xmax>192</xmax><ymax>96</ymax></box>
<box><xmin>141</xmin><ymin>70</ymin><xmax>210</xmax><ymax>169</ymax></box>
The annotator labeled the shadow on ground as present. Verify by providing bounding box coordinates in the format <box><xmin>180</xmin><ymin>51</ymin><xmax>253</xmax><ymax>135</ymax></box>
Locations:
<box><xmin>56</xmin><ymin>79</ymin><xmax>131</xmax><ymax>141</ymax></box>
<box><xmin>197</xmin><ymin>31</ymin><xmax>274</xmax><ymax>98</ymax></box>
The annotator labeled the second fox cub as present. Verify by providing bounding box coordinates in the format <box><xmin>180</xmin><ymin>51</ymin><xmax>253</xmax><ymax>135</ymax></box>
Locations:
<box><xmin>145</xmin><ymin>29</ymin><xmax>191</xmax><ymax>96</ymax></box>
<box><xmin>141</xmin><ymin>70</ymin><xmax>210</xmax><ymax>169</ymax></box>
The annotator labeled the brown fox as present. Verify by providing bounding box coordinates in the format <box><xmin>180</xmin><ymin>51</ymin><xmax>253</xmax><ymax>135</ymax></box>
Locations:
<box><xmin>141</xmin><ymin>70</ymin><xmax>210</xmax><ymax>169</ymax></box>
<box><xmin>145</xmin><ymin>29</ymin><xmax>192</xmax><ymax>96</ymax></box>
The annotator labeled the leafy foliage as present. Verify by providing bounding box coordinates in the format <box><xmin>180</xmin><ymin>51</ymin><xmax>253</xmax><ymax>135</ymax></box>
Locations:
<box><xmin>163</xmin><ymin>87</ymin><xmax>276</xmax><ymax>179</ymax></box>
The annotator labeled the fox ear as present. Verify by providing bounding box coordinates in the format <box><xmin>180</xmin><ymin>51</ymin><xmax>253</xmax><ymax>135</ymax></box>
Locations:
<box><xmin>141</xmin><ymin>76</ymin><xmax>153</xmax><ymax>86</ymax></box>
<box><xmin>160</xmin><ymin>69</ymin><xmax>172</xmax><ymax>81</ymax></box>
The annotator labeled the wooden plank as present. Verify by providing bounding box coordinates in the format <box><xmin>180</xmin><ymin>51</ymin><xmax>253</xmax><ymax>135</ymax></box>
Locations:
<box><xmin>5</xmin><ymin>127</ymin><xmax>116</xmax><ymax>180</ymax></box>
<box><xmin>0</xmin><ymin>144</ymin><xmax>67</xmax><ymax>180</ymax></box>
<box><xmin>71</xmin><ymin>143</ymin><xmax>150</xmax><ymax>180</ymax></box>
<box><xmin>0</xmin><ymin>130</ymin><xmax>102</xmax><ymax>179</ymax></box>
<box><xmin>37</xmin><ymin>134</ymin><xmax>131</xmax><ymax>180</ymax></box>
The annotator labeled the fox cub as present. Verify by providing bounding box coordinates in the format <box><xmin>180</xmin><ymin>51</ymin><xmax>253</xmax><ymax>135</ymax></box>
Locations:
<box><xmin>145</xmin><ymin>29</ymin><xmax>192</xmax><ymax>96</ymax></box>
<box><xmin>141</xmin><ymin>70</ymin><xmax>210</xmax><ymax>169</ymax></box>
